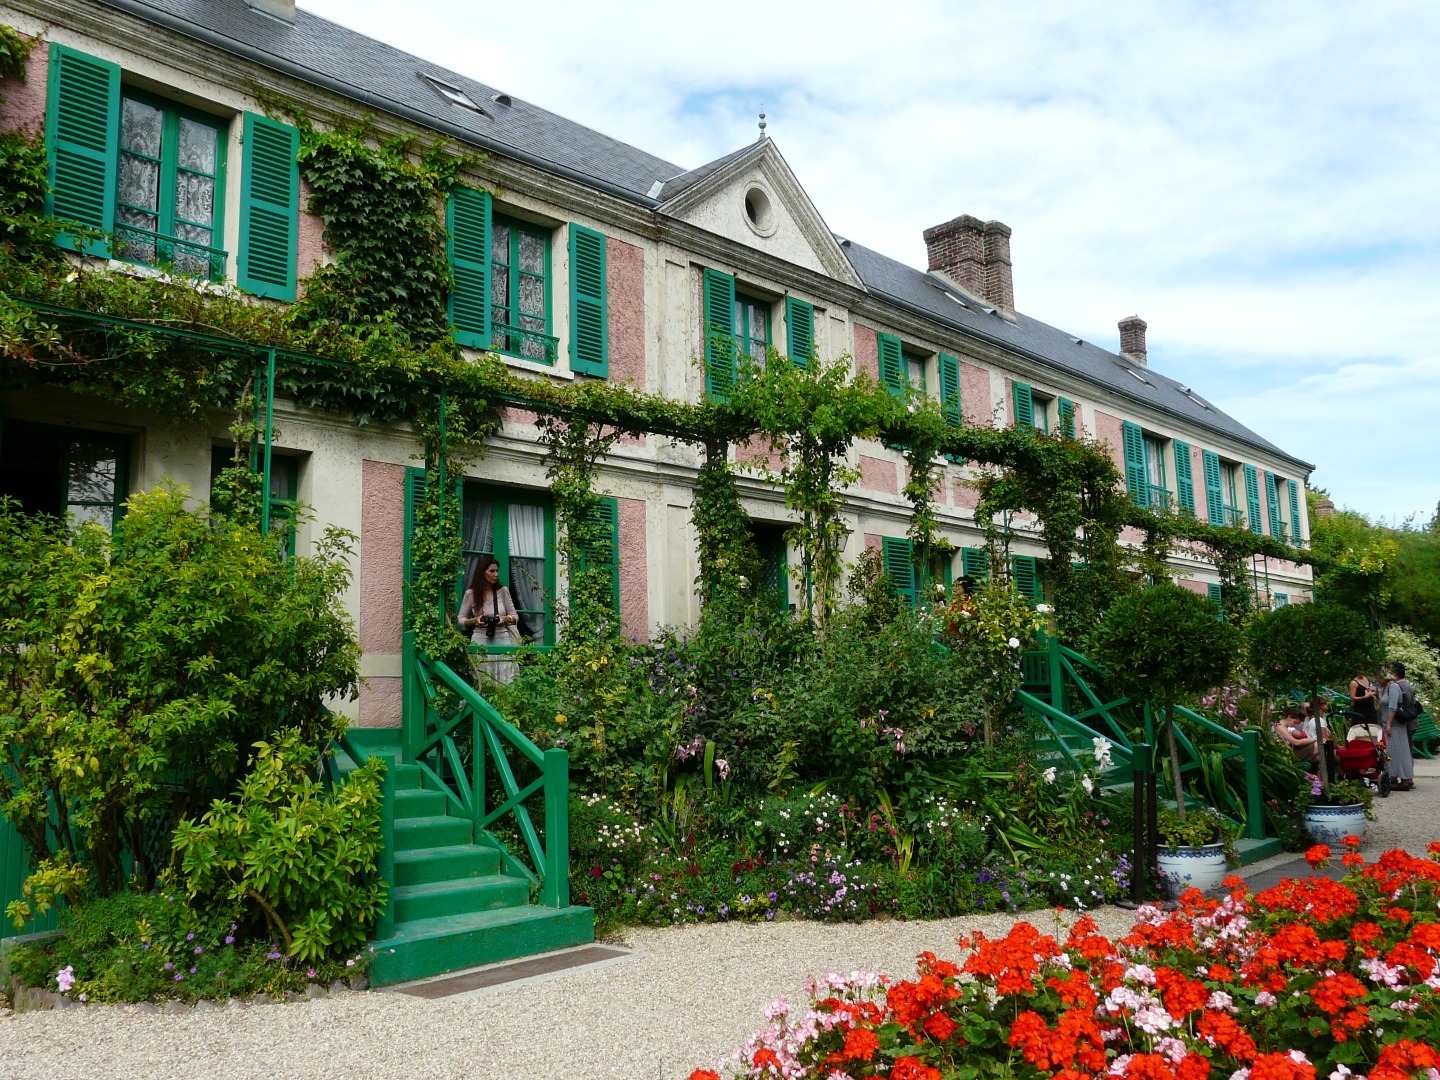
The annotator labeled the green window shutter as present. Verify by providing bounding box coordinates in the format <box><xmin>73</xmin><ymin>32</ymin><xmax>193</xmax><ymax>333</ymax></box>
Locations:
<box><xmin>877</xmin><ymin>332</ymin><xmax>904</xmax><ymax>397</ymax></box>
<box><xmin>1122</xmin><ymin>421</ymin><xmax>1148</xmax><ymax>507</ymax></box>
<box><xmin>1202</xmin><ymin>450</ymin><xmax>1224</xmax><ymax>525</ymax></box>
<box><xmin>1058</xmin><ymin>397</ymin><xmax>1076</xmax><ymax>439</ymax></box>
<box><xmin>1274</xmin><ymin>592</ymin><xmax>1288</xmax><ymax>607</ymax></box>
<box><xmin>448</xmin><ymin>186</ymin><xmax>492</xmax><ymax>349</ymax></box>
<box><xmin>1012</xmin><ymin>555</ymin><xmax>1040</xmax><ymax>601</ymax></box>
<box><xmin>703</xmin><ymin>268</ymin><xmax>737</xmax><ymax>400</ymax></box>
<box><xmin>574</xmin><ymin>496</ymin><xmax>620</xmax><ymax>614</ymax></box>
<box><xmin>961</xmin><ymin>547</ymin><xmax>989</xmax><ymax>581</ymax></box>
<box><xmin>45</xmin><ymin>43</ymin><xmax>120</xmax><ymax>256</ymax></box>
<box><xmin>1173</xmin><ymin>440</ymin><xmax>1195</xmax><ymax>516</ymax></box>
<box><xmin>1208</xmin><ymin>582</ymin><xmax>1223</xmax><ymax>620</ymax></box>
<box><xmin>1287</xmin><ymin>479</ymin><xmax>1303</xmax><ymax>545</ymax></box>
<box><xmin>237</xmin><ymin>114</ymin><xmax>299</xmax><ymax>300</ymax></box>
<box><xmin>784</xmin><ymin>296</ymin><xmax>814</xmax><ymax>367</ymax></box>
<box><xmin>403</xmin><ymin>467</ymin><xmax>428</xmax><ymax>588</ymax></box>
<box><xmin>1243</xmin><ymin>465</ymin><xmax>1263</xmax><ymax>535</ymax></box>
<box><xmin>882</xmin><ymin>537</ymin><xmax>916</xmax><ymax>606</ymax></box>
<box><xmin>568</xmin><ymin>224</ymin><xmax>608</xmax><ymax>377</ymax></box>
<box><xmin>938</xmin><ymin>353</ymin><xmax>962</xmax><ymax>428</ymax></box>
<box><xmin>1013</xmin><ymin>382</ymin><xmax>1034</xmax><ymax>429</ymax></box>
<box><xmin>1264</xmin><ymin>471</ymin><xmax>1282</xmax><ymax>538</ymax></box>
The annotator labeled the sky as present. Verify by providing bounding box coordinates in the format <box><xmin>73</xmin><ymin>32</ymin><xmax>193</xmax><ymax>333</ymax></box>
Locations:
<box><xmin>302</xmin><ymin>0</ymin><xmax>1440</xmax><ymax>525</ymax></box>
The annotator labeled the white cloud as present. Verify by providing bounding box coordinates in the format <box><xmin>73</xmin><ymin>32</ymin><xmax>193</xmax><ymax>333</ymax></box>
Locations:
<box><xmin>301</xmin><ymin>0</ymin><xmax>1440</xmax><ymax>521</ymax></box>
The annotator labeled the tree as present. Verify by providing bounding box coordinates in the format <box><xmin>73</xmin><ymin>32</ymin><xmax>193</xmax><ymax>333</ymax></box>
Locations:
<box><xmin>0</xmin><ymin>486</ymin><xmax>361</xmax><ymax>897</ymax></box>
<box><xmin>1247</xmin><ymin>601</ymin><xmax>1378</xmax><ymax>793</ymax></box>
<box><xmin>1092</xmin><ymin>583</ymin><xmax>1239</xmax><ymax>819</ymax></box>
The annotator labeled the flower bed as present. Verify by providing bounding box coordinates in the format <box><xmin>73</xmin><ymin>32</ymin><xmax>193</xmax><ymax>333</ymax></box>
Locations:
<box><xmin>691</xmin><ymin>840</ymin><xmax>1440</xmax><ymax>1080</ymax></box>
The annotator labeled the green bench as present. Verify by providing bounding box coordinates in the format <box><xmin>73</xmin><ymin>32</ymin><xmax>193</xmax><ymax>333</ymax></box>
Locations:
<box><xmin>1414</xmin><ymin>712</ymin><xmax>1439</xmax><ymax>760</ymax></box>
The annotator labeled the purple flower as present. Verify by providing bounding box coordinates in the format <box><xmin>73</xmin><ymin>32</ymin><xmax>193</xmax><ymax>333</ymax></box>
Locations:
<box><xmin>194</xmin><ymin>946</ymin><xmax>203</xmax><ymax>954</ymax></box>
<box><xmin>164</xmin><ymin>962</ymin><xmax>174</xmax><ymax>970</ymax></box>
<box><xmin>189</xmin><ymin>967</ymin><xmax>196</xmax><ymax>974</ymax></box>
<box><xmin>185</xmin><ymin>933</ymin><xmax>194</xmax><ymax>941</ymax></box>
<box><xmin>307</xmin><ymin>969</ymin><xmax>316</xmax><ymax>979</ymax></box>
<box><xmin>224</xmin><ymin>935</ymin><xmax>234</xmax><ymax>945</ymax></box>
<box><xmin>174</xmin><ymin>974</ymin><xmax>184</xmax><ymax>982</ymax></box>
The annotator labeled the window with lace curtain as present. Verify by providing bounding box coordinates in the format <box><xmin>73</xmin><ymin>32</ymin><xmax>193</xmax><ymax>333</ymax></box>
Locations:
<box><xmin>115</xmin><ymin>91</ymin><xmax>227</xmax><ymax>279</ymax></box>
<box><xmin>460</xmin><ymin>485</ymin><xmax>556</xmax><ymax>645</ymax></box>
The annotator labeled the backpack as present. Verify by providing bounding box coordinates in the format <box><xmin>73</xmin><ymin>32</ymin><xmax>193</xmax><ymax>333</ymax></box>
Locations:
<box><xmin>1394</xmin><ymin>680</ymin><xmax>1422</xmax><ymax>725</ymax></box>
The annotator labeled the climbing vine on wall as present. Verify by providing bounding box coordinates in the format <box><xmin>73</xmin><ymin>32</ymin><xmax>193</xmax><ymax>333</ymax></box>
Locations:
<box><xmin>0</xmin><ymin>41</ymin><xmax>1327</xmax><ymax>648</ymax></box>
<box><xmin>733</xmin><ymin>353</ymin><xmax>888</xmax><ymax>628</ymax></box>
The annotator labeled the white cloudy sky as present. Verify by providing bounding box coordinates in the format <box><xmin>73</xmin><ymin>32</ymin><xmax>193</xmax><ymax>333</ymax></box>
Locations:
<box><xmin>303</xmin><ymin>0</ymin><xmax>1440</xmax><ymax>524</ymax></box>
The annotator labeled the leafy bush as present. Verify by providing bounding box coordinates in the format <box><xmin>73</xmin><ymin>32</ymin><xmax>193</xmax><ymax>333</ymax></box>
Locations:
<box><xmin>1384</xmin><ymin>624</ymin><xmax>1440</xmax><ymax>713</ymax></box>
<box><xmin>1092</xmin><ymin>582</ymin><xmax>1239</xmax><ymax>814</ymax></box>
<box><xmin>4</xmin><ymin>889</ymin><xmax>369</xmax><ymax>1004</ymax></box>
<box><xmin>171</xmin><ymin>730</ymin><xmax>385</xmax><ymax>963</ymax></box>
<box><xmin>0</xmin><ymin>487</ymin><xmax>361</xmax><ymax>908</ymax></box>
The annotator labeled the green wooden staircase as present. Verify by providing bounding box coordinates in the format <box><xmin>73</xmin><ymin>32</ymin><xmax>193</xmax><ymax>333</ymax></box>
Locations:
<box><xmin>1018</xmin><ymin>635</ymin><xmax>1283</xmax><ymax>866</ymax></box>
<box><xmin>332</xmin><ymin>640</ymin><xmax>593</xmax><ymax>987</ymax></box>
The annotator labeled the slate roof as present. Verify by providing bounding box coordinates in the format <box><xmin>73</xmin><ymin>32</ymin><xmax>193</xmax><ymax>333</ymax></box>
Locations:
<box><xmin>655</xmin><ymin>142</ymin><xmax>763</xmax><ymax>204</ymax></box>
<box><xmin>102</xmin><ymin>0</ymin><xmax>1308</xmax><ymax>471</ymax></box>
<box><xmin>839</xmin><ymin>240</ymin><xmax>1307</xmax><ymax>467</ymax></box>
<box><xmin>99</xmin><ymin>0</ymin><xmax>685</xmax><ymax>203</ymax></box>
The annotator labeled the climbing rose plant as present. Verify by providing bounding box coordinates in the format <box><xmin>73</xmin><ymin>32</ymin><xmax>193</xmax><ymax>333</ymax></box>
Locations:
<box><xmin>691</xmin><ymin>840</ymin><xmax>1440</xmax><ymax>1080</ymax></box>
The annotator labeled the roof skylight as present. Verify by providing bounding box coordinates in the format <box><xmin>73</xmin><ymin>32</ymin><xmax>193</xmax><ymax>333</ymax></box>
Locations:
<box><xmin>420</xmin><ymin>74</ymin><xmax>490</xmax><ymax>116</ymax></box>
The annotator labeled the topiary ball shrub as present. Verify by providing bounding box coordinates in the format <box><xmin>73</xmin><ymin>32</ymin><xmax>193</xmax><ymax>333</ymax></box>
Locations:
<box><xmin>1092</xmin><ymin>582</ymin><xmax>1239</xmax><ymax>815</ymax></box>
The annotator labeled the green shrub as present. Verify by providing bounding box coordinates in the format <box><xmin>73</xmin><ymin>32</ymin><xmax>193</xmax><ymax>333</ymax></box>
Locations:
<box><xmin>1092</xmin><ymin>582</ymin><xmax>1239</xmax><ymax>815</ymax></box>
<box><xmin>4</xmin><ymin>889</ymin><xmax>369</xmax><ymax>1004</ymax></box>
<box><xmin>171</xmin><ymin>730</ymin><xmax>384</xmax><ymax>962</ymax></box>
<box><xmin>0</xmin><ymin>487</ymin><xmax>361</xmax><ymax>909</ymax></box>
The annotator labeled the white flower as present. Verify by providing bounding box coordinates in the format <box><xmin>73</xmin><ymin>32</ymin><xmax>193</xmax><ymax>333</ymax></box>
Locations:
<box><xmin>55</xmin><ymin>966</ymin><xmax>75</xmax><ymax>994</ymax></box>
<box><xmin>1092</xmin><ymin>737</ymin><xmax>1114</xmax><ymax>770</ymax></box>
<box><xmin>1081</xmin><ymin>774</ymin><xmax>1095</xmax><ymax>794</ymax></box>
<box><xmin>1008</xmin><ymin>636</ymin><xmax>1021</xmax><ymax>649</ymax></box>
<box><xmin>1329</xmin><ymin>1066</ymin><xmax>1352</xmax><ymax>1080</ymax></box>
<box><xmin>1042</xmin><ymin>767</ymin><xmax>1057</xmax><ymax>784</ymax></box>
<box><xmin>1036</xmin><ymin>603</ymin><xmax>1052</xmax><ymax>614</ymax></box>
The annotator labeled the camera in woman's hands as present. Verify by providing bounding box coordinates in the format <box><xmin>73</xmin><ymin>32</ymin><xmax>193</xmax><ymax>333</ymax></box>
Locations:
<box><xmin>480</xmin><ymin>614</ymin><xmax>501</xmax><ymax>638</ymax></box>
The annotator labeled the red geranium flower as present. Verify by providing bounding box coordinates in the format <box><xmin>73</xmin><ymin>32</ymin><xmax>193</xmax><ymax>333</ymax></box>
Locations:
<box><xmin>888</xmin><ymin>1057</ymin><xmax>941</xmax><ymax>1080</ymax></box>
<box><xmin>841</xmin><ymin>1027</ymin><xmax>879</xmax><ymax>1062</ymax></box>
<box><xmin>1304</xmin><ymin>844</ymin><xmax>1331</xmax><ymax>867</ymax></box>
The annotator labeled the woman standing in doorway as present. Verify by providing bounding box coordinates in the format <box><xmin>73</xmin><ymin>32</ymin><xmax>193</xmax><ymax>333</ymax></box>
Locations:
<box><xmin>458</xmin><ymin>555</ymin><xmax>521</xmax><ymax>687</ymax></box>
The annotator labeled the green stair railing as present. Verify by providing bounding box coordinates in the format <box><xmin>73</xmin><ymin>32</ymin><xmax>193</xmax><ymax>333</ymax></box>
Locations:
<box><xmin>1020</xmin><ymin>634</ymin><xmax>1265</xmax><ymax>840</ymax></box>
<box><xmin>403</xmin><ymin>632</ymin><xmax>570</xmax><ymax>908</ymax></box>
<box><xmin>1014</xmin><ymin>688</ymin><xmax>1135</xmax><ymax>789</ymax></box>
<box><xmin>1155</xmin><ymin>704</ymin><xmax>1263</xmax><ymax>839</ymax></box>
<box><xmin>324</xmin><ymin>728</ymin><xmax>397</xmax><ymax>940</ymax></box>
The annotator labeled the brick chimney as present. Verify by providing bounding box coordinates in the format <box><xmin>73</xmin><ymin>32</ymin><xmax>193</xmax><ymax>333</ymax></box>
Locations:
<box><xmin>1118</xmin><ymin>315</ymin><xmax>1147</xmax><ymax>368</ymax></box>
<box><xmin>246</xmin><ymin>0</ymin><xmax>296</xmax><ymax>22</ymax></box>
<box><xmin>983</xmin><ymin>220</ymin><xmax>1013</xmax><ymax>315</ymax></box>
<box><xmin>923</xmin><ymin>214</ymin><xmax>1014</xmax><ymax>316</ymax></box>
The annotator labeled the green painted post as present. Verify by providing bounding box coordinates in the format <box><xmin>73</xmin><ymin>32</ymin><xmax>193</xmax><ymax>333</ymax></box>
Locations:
<box><xmin>541</xmin><ymin>747</ymin><xmax>570</xmax><ymax>908</ymax></box>
<box><xmin>401</xmin><ymin>629</ymin><xmax>419</xmax><ymax>762</ymax></box>
<box><xmin>1241</xmin><ymin>729</ymin><xmax>1264</xmax><ymax>839</ymax></box>
<box><xmin>260</xmin><ymin>348</ymin><xmax>276</xmax><ymax>537</ymax></box>
<box><xmin>375</xmin><ymin>754</ymin><xmax>396</xmax><ymax>940</ymax></box>
<box><xmin>1047</xmin><ymin>628</ymin><xmax>1064</xmax><ymax>710</ymax></box>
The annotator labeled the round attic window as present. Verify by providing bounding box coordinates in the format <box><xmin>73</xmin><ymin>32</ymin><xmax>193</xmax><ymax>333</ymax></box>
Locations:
<box><xmin>743</xmin><ymin>185</ymin><xmax>775</xmax><ymax>236</ymax></box>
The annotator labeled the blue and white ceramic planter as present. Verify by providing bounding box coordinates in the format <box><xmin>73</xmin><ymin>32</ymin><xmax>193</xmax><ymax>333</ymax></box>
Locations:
<box><xmin>1302</xmin><ymin>804</ymin><xmax>1368</xmax><ymax>846</ymax></box>
<box><xmin>1156</xmin><ymin>844</ymin><xmax>1229</xmax><ymax>899</ymax></box>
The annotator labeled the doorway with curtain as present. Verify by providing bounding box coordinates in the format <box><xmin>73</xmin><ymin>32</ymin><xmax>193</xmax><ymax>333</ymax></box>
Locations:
<box><xmin>459</xmin><ymin>484</ymin><xmax>557</xmax><ymax>645</ymax></box>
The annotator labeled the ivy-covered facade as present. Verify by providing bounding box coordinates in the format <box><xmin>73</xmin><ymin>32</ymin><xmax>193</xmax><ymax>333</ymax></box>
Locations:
<box><xmin>0</xmin><ymin>0</ymin><xmax>1315</xmax><ymax>732</ymax></box>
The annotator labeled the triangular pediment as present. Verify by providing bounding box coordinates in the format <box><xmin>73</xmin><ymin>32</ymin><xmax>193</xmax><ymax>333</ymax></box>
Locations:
<box><xmin>656</xmin><ymin>140</ymin><xmax>863</xmax><ymax>288</ymax></box>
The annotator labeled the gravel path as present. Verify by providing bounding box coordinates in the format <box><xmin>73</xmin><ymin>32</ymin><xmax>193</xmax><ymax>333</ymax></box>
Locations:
<box><xmin>2</xmin><ymin>759</ymin><xmax>1435</xmax><ymax>1080</ymax></box>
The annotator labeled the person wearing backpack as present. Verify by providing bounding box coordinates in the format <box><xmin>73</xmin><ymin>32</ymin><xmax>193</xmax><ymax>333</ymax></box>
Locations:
<box><xmin>1382</xmin><ymin>661</ymin><xmax>1420</xmax><ymax>790</ymax></box>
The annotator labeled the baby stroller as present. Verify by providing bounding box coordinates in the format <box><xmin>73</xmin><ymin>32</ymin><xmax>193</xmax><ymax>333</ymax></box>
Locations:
<box><xmin>1335</xmin><ymin>710</ymin><xmax>1390</xmax><ymax>797</ymax></box>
